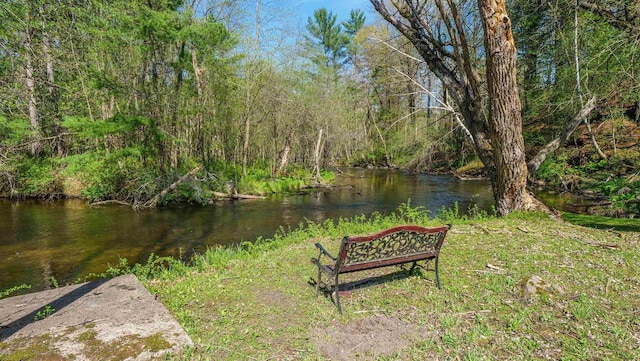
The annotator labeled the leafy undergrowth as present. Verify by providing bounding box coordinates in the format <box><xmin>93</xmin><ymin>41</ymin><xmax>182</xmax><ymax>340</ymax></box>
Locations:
<box><xmin>532</xmin><ymin>119</ymin><xmax>640</xmax><ymax>217</ymax></box>
<box><xmin>141</xmin><ymin>209</ymin><xmax>640</xmax><ymax>360</ymax></box>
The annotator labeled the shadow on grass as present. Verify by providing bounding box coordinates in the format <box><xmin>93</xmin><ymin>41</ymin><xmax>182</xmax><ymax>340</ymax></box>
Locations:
<box><xmin>309</xmin><ymin>266</ymin><xmax>436</xmax><ymax>311</ymax></box>
<box><xmin>562</xmin><ymin>212</ymin><xmax>640</xmax><ymax>232</ymax></box>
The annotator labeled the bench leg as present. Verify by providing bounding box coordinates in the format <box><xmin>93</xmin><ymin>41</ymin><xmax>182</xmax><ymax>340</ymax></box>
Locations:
<box><xmin>409</xmin><ymin>261</ymin><xmax>417</xmax><ymax>275</ymax></box>
<box><xmin>435</xmin><ymin>256</ymin><xmax>442</xmax><ymax>289</ymax></box>
<box><xmin>315</xmin><ymin>268</ymin><xmax>322</xmax><ymax>297</ymax></box>
<box><xmin>334</xmin><ymin>273</ymin><xmax>342</xmax><ymax>314</ymax></box>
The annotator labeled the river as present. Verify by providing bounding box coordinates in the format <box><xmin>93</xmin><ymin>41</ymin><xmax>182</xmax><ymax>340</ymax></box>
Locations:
<box><xmin>0</xmin><ymin>168</ymin><xmax>494</xmax><ymax>293</ymax></box>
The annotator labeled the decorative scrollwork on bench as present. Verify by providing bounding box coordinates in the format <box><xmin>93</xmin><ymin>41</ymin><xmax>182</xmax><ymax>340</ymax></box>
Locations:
<box><xmin>344</xmin><ymin>231</ymin><xmax>443</xmax><ymax>266</ymax></box>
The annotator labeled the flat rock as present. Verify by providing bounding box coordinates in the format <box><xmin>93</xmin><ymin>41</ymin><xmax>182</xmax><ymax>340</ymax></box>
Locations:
<box><xmin>0</xmin><ymin>274</ymin><xmax>192</xmax><ymax>360</ymax></box>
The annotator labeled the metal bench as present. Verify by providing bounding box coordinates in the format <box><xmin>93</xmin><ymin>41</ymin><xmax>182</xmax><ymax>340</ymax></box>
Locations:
<box><xmin>311</xmin><ymin>224</ymin><xmax>451</xmax><ymax>314</ymax></box>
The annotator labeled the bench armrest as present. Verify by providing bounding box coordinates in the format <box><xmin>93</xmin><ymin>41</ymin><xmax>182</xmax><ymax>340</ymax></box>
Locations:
<box><xmin>315</xmin><ymin>242</ymin><xmax>337</xmax><ymax>261</ymax></box>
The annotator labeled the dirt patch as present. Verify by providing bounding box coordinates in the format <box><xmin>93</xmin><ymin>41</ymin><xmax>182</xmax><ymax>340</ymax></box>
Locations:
<box><xmin>257</xmin><ymin>288</ymin><xmax>295</xmax><ymax>311</ymax></box>
<box><xmin>311</xmin><ymin>314</ymin><xmax>424</xmax><ymax>360</ymax></box>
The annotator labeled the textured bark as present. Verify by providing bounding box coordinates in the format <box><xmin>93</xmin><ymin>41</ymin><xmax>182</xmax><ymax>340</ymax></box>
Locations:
<box><xmin>478</xmin><ymin>0</ymin><xmax>530</xmax><ymax>215</ymax></box>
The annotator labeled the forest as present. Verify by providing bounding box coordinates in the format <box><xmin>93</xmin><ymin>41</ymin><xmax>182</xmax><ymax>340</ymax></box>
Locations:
<box><xmin>0</xmin><ymin>0</ymin><xmax>638</xmax><ymax>216</ymax></box>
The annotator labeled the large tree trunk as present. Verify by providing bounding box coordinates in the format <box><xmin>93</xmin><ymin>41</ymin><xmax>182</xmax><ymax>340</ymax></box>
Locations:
<box><xmin>41</xmin><ymin>7</ymin><xmax>65</xmax><ymax>157</ymax></box>
<box><xmin>22</xmin><ymin>29</ymin><xmax>42</xmax><ymax>156</ymax></box>
<box><xmin>241</xmin><ymin>114</ymin><xmax>250</xmax><ymax>177</ymax></box>
<box><xmin>312</xmin><ymin>128</ymin><xmax>323</xmax><ymax>183</ymax></box>
<box><xmin>275</xmin><ymin>133</ymin><xmax>292</xmax><ymax>177</ymax></box>
<box><xmin>370</xmin><ymin>0</ymin><xmax>551</xmax><ymax>216</ymax></box>
<box><xmin>478</xmin><ymin>0</ymin><xmax>532</xmax><ymax>215</ymax></box>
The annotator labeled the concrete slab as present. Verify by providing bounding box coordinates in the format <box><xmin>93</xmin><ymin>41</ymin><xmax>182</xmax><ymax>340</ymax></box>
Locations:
<box><xmin>0</xmin><ymin>274</ymin><xmax>192</xmax><ymax>360</ymax></box>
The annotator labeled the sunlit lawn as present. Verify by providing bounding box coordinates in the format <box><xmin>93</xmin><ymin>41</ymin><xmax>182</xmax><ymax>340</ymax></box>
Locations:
<box><xmin>141</xmin><ymin>209</ymin><xmax>640</xmax><ymax>360</ymax></box>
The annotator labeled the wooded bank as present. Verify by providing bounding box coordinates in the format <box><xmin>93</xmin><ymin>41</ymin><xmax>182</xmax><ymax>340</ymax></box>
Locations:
<box><xmin>0</xmin><ymin>0</ymin><xmax>638</xmax><ymax>215</ymax></box>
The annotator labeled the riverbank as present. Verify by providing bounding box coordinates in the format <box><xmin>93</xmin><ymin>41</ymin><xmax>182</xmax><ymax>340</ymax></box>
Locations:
<box><xmin>0</xmin><ymin>170</ymin><xmax>495</xmax><ymax>293</ymax></box>
<box><xmin>0</xmin><ymin>159</ymin><xmax>335</xmax><ymax>207</ymax></box>
<box><xmin>130</xmin><ymin>209</ymin><xmax>638</xmax><ymax>359</ymax></box>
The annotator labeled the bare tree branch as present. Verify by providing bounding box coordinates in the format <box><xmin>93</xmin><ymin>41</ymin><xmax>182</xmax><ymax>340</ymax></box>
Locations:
<box><xmin>578</xmin><ymin>1</ymin><xmax>640</xmax><ymax>38</ymax></box>
<box><xmin>528</xmin><ymin>97</ymin><xmax>597</xmax><ymax>176</ymax></box>
<box><xmin>369</xmin><ymin>0</ymin><xmax>490</xmax><ymax>163</ymax></box>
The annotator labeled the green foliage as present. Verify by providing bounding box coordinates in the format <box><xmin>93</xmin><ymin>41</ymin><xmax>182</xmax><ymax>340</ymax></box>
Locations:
<box><xmin>511</xmin><ymin>0</ymin><xmax>640</xmax><ymax>209</ymax></box>
<box><xmin>63</xmin><ymin>115</ymin><xmax>160</xmax><ymax>140</ymax></box>
<box><xmin>437</xmin><ymin>201</ymin><xmax>494</xmax><ymax>222</ymax></box>
<box><xmin>534</xmin><ymin>151</ymin><xmax>639</xmax><ymax>216</ymax></box>
<box><xmin>14</xmin><ymin>158</ymin><xmax>62</xmax><ymax>198</ymax></box>
<box><xmin>582</xmin><ymin>159</ymin><xmax>608</xmax><ymax>173</ymax></box>
<box><xmin>305</xmin><ymin>8</ymin><xmax>349</xmax><ymax>70</ymax></box>
<box><xmin>351</xmin><ymin>148</ymin><xmax>389</xmax><ymax>167</ymax></box>
<box><xmin>202</xmin><ymin>161</ymin><xmax>332</xmax><ymax>197</ymax></box>
<box><xmin>397</xmin><ymin>199</ymin><xmax>430</xmax><ymax>223</ymax></box>
<box><xmin>596</xmin><ymin>176</ymin><xmax>640</xmax><ymax>214</ymax></box>
<box><xmin>138</xmin><ymin>3</ymin><xmax>185</xmax><ymax>42</ymax></box>
<box><xmin>536</xmin><ymin>154</ymin><xmax>575</xmax><ymax>184</ymax></box>
<box><xmin>0</xmin><ymin>0</ymin><xmax>634</xmax><ymax>222</ymax></box>
<box><xmin>59</xmin><ymin>148</ymin><xmax>154</xmax><ymax>201</ymax></box>
<box><xmin>0</xmin><ymin>0</ymin><xmax>365</xmax><ymax>203</ymax></box>
<box><xmin>438</xmin><ymin>202</ymin><xmax>462</xmax><ymax>222</ymax></box>
<box><xmin>181</xmin><ymin>13</ymin><xmax>234</xmax><ymax>51</ymax></box>
<box><xmin>0</xmin><ymin>117</ymin><xmax>31</xmax><ymax>146</ymax></box>
<box><xmin>238</xmin><ymin>173</ymin><xmax>306</xmax><ymax>195</ymax></box>
<box><xmin>342</xmin><ymin>9</ymin><xmax>366</xmax><ymax>37</ymax></box>
<box><xmin>129</xmin><ymin>254</ymin><xmax>191</xmax><ymax>282</ymax></box>
<box><xmin>79</xmin><ymin>253</ymin><xmax>190</xmax><ymax>284</ymax></box>
<box><xmin>0</xmin><ymin>284</ymin><xmax>31</xmax><ymax>299</ymax></box>
<box><xmin>33</xmin><ymin>305</ymin><xmax>55</xmax><ymax>321</ymax></box>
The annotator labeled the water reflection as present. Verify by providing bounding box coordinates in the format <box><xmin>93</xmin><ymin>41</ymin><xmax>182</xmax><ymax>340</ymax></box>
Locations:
<box><xmin>0</xmin><ymin>168</ymin><xmax>494</xmax><ymax>293</ymax></box>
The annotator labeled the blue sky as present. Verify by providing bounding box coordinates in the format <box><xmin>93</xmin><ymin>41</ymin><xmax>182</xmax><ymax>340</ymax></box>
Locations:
<box><xmin>234</xmin><ymin>0</ymin><xmax>375</xmax><ymax>58</ymax></box>
<box><xmin>296</xmin><ymin>0</ymin><xmax>372</xmax><ymax>25</ymax></box>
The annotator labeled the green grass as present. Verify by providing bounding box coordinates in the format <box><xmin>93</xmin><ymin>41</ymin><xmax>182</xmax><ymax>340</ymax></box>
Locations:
<box><xmin>134</xmin><ymin>207</ymin><xmax>640</xmax><ymax>360</ymax></box>
<box><xmin>562</xmin><ymin>212</ymin><xmax>640</xmax><ymax>232</ymax></box>
<box><xmin>237</xmin><ymin>169</ymin><xmax>335</xmax><ymax>195</ymax></box>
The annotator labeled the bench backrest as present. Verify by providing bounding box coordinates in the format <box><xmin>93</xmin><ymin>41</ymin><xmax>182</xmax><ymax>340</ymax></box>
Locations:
<box><xmin>336</xmin><ymin>225</ymin><xmax>451</xmax><ymax>273</ymax></box>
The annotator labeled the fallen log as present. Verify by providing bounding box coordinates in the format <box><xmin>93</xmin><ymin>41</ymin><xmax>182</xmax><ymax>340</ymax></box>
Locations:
<box><xmin>90</xmin><ymin>200</ymin><xmax>132</xmax><ymax>207</ymax></box>
<box><xmin>143</xmin><ymin>166</ymin><xmax>202</xmax><ymax>208</ymax></box>
<box><xmin>528</xmin><ymin>97</ymin><xmax>596</xmax><ymax>177</ymax></box>
<box><xmin>301</xmin><ymin>183</ymin><xmax>333</xmax><ymax>189</ymax></box>
<box><xmin>212</xmin><ymin>191</ymin><xmax>266</xmax><ymax>200</ymax></box>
